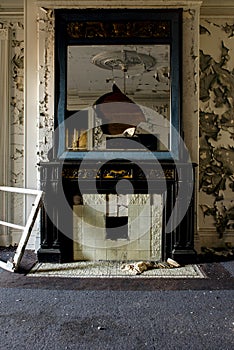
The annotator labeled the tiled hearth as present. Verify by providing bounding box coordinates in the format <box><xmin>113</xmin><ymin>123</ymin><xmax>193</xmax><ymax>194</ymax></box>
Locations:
<box><xmin>73</xmin><ymin>194</ymin><xmax>162</xmax><ymax>261</ymax></box>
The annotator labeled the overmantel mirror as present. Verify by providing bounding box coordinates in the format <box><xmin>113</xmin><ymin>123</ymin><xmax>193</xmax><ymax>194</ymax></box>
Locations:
<box><xmin>54</xmin><ymin>9</ymin><xmax>182</xmax><ymax>160</ymax></box>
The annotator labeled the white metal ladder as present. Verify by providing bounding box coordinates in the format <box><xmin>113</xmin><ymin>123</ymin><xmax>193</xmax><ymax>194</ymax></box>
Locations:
<box><xmin>0</xmin><ymin>186</ymin><xmax>43</xmax><ymax>272</ymax></box>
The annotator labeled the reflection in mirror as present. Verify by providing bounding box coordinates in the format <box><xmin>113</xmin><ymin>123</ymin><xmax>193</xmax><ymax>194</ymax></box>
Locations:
<box><xmin>66</xmin><ymin>44</ymin><xmax>170</xmax><ymax>152</ymax></box>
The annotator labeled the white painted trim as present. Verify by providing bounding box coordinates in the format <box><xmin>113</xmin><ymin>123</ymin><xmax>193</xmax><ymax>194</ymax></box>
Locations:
<box><xmin>24</xmin><ymin>0</ymin><xmax>40</xmax><ymax>249</ymax></box>
<box><xmin>36</xmin><ymin>0</ymin><xmax>202</xmax><ymax>9</ymax></box>
<box><xmin>201</xmin><ymin>0</ymin><xmax>234</xmax><ymax>16</ymax></box>
<box><xmin>0</xmin><ymin>28</ymin><xmax>8</xmax><ymax>40</ymax></box>
<box><xmin>197</xmin><ymin>228</ymin><xmax>234</xmax><ymax>249</ymax></box>
<box><xmin>0</xmin><ymin>28</ymin><xmax>10</xmax><ymax>242</ymax></box>
<box><xmin>0</xmin><ymin>11</ymin><xmax>24</xmax><ymax>19</ymax></box>
<box><xmin>0</xmin><ymin>185</ymin><xmax>42</xmax><ymax>195</ymax></box>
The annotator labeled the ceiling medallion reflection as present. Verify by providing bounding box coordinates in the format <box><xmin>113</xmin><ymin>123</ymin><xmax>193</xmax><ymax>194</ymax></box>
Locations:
<box><xmin>91</xmin><ymin>50</ymin><xmax>156</xmax><ymax>72</ymax></box>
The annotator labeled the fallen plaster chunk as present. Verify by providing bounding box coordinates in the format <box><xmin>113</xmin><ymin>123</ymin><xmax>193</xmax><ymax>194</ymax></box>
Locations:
<box><xmin>167</xmin><ymin>258</ymin><xmax>181</xmax><ymax>268</ymax></box>
<box><xmin>121</xmin><ymin>259</ymin><xmax>181</xmax><ymax>275</ymax></box>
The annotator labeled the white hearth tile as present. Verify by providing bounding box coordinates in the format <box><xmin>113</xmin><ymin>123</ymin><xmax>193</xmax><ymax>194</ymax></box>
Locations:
<box><xmin>152</xmin><ymin>194</ymin><xmax>162</xmax><ymax>206</ymax></box>
<box><xmin>128</xmin><ymin>205</ymin><xmax>139</xmax><ymax>219</ymax></box>
<box><xmin>73</xmin><ymin>205</ymin><xmax>83</xmax><ymax>217</ymax></box>
<box><xmin>106</xmin><ymin>249</ymin><xmax>118</xmax><ymax>261</ymax></box>
<box><xmin>95</xmin><ymin>215</ymin><xmax>105</xmax><ymax>228</ymax></box>
<box><xmin>73</xmin><ymin>250</ymin><xmax>85</xmax><ymax>261</ymax></box>
<box><xmin>139</xmin><ymin>216</ymin><xmax>150</xmax><ymax>232</ymax></box>
<box><xmin>82</xmin><ymin>249</ymin><xmax>96</xmax><ymax>260</ymax></box>
<box><xmin>139</xmin><ymin>239</ymin><xmax>151</xmax><ymax>251</ymax></box>
<box><xmin>83</xmin><ymin>206</ymin><xmax>103</xmax><ymax>225</ymax></box>
<box><xmin>73</xmin><ymin>241</ymin><xmax>81</xmax><ymax>252</ymax></box>
<box><xmin>83</xmin><ymin>194</ymin><xmax>106</xmax><ymax>205</ymax></box>
<box><xmin>116</xmin><ymin>250</ymin><xmax>128</xmax><ymax>261</ymax></box>
<box><xmin>117</xmin><ymin>194</ymin><xmax>128</xmax><ymax>206</ymax></box>
<box><xmin>73</xmin><ymin>194</ymin><xmax>163</xmax><ymax>262</ymax></box>
<box><xmin>118</xmin><ymin>205</ymin><xmax>128</xmax><ymax>217</ymax></box>
<box><xmin>95</xmin><ymin>249</ymin><xmax>107</xmax><ymax>261</ymax></box>
<box><xmin>95</xmin><ymin>239</ymin><xmax>107</xmax><ymax>249</ymax></box>
<box><xmin>139</xmin><ymin>205</ymin><xmax>151</xmax><ymax>217</ymax></box>
<box><xmin>126</xmin><ymin>239</ymin><xmax>138</xmax><ymax>252</ymax></box>
<box><xmin>94</xmin><ymin>205</ymin><xmax>106</xmax><ymax>215</ymax></box>
<box><xmin>106</xmin><ymin>194</ymin><xmax>118</xmax><ymax>216</ymax></box>
<box><xmin>81</xmin><ymin>239</ymin><xmax>94</xmax><ymax>248</ymax></box>
<box><xmin>139</xmin><ymin>250</ymin><xmax>152</xmax><ymax>260</ymax></box>
<box><xmin>128</xmin><ymin>218</ymin><xmax>140</xmax><ymax>240</ymax></box>
<box><xmin>126</xmin><ymin>250</ymin><xmax>138</xmax><ymax>260</ymax></box>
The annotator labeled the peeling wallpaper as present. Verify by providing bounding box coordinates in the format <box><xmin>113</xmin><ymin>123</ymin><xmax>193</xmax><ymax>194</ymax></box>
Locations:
<box><xmin>38</xmin><ymin>9</ymin><xmax>55</xmax><ymax>162</ymax></box>
<box><xmin>0</xmin><ymin>20</ymin><xmax>24</xmax><ymax>184</ymax></box>
<box><xmin>0</xmin><ymin>19</ymin><xmax>25</xmax><ymax>237</ymax></box>
<box><xmin>1</xmin><ymin>11</ymin><xmax>234</xmax><ymax>248</ymax></box>
<box><xmin>199</xmin><ymin>19</ymin><xmax>234</xmax><ymax>239</ymax></box>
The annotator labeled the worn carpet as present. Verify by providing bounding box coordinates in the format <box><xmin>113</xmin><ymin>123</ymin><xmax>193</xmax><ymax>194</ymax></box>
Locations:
<box><xmin>28</xmin><ymin>261</ymin><xmax>205</xmax><ymax>278</ymax></box>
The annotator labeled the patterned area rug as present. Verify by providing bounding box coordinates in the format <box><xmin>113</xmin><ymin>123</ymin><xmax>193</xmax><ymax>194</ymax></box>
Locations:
<box><xmin>28</xmin><ymin>261</ymin><xmax>205</xmax><ymax>278</ymax></box>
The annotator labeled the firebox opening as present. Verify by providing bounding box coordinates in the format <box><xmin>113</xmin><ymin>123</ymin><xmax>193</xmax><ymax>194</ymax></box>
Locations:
<box><xmin>106</xmin><ymin>216</ymin><xmax>128</xmax><ymax>240</ymax></box>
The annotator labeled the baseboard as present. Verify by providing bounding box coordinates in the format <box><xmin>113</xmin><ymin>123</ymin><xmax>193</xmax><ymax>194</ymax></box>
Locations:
<box><xmin>196</xmin><ymin>228</ymin><xmax>234</xmax><ymax>252</ymax></box>
<box><xmin>0</xmin><ymin>234</ymin><xmax>11</xmax><ymax>247</ymax></box>
<box><xmin>10</xmin><ymin>230</ymin><xmax>22</xmax><ymax>246</ymax></box>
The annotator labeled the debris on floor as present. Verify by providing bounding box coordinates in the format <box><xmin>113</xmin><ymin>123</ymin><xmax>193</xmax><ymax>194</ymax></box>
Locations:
<box><xmin>120</xmin><ymin>258</ymin><xmax>181</xmax><ymax>275</ymax></box>
<box><xmin>201</xmin><ymin>245</ymin><xmax>234</xmax><ymax>261</ymax></box>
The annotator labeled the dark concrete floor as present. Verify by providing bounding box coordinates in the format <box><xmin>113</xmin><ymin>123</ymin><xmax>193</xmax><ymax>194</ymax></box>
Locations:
<box><xmin>0</xmin><ymin>249</ymin><xmax>233</xmax><ymax>350</ymax></box>
<box><xmin>0</xmin><ymin>248</ymin><xmax>233</xmax><ymax>291</ymax></box>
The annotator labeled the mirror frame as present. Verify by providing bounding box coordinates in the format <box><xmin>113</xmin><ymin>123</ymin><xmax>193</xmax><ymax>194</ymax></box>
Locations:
<box><xmin>54</xmin><ymin>9</ymin><xmax>182</xmax><ymax>160</ymax></box>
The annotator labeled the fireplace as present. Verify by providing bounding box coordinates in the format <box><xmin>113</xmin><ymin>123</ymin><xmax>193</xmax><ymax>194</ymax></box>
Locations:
<box><xmin>38</xmin><ymin>161</ymin><xmax>196</xmax><ymax>263</ymax></box>
<box><xmin>38</xmin><ymin>9</ymin><xmax>197</xmax><ymax>264</ymax></box>
<box><xmin>73</xmin><ymin>193</ymin><xmax>162</xmax><ymax>261</ymax></box>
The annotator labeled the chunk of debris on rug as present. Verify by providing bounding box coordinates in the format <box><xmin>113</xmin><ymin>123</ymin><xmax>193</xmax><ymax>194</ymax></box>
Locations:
<box><xmin>120</xmin><ymin>258</ymin><xmax>180</xmax><ymax>275</ymax></box>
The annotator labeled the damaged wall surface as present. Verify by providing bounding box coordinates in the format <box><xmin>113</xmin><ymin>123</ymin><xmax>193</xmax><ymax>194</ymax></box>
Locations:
<box><xmin>199</xmin><ymin>17</ymin><xmax>234</xmax><ymax>248</ymax></box>
<box><xmin>1</xmin><ymin>0</ymin><xmax>234</xmax><ymax>253</ymax></box>
<box><xmin>0</xmin><ymin>16</ymin><xmax>24</xmax><ymax>246</ymax></box>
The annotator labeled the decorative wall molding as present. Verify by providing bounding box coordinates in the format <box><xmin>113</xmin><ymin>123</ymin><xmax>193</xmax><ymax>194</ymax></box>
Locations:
<box><xmin>0</xmin><ymin>28</ymin><xmax>8</xmax><ymax>40</ymax></box>
<box><xmin>24</xmin><ymin>0</ymin><xmax>40</xmax><ymax>250</ymax></box>
<box><xmin>198</xmin><ymin>228</ymin><xmax>234</xmax><ymax>249</ymax></box>
<box><xmin>0</xmin><ymin>0</ymin><xmax>23</xmax><ymax>16</ymax></box>
<box><xmin>0</xmin><ymin>28</ymin><xmax>10</xmax><ymax>243</ymax></box>
<box><xmin>36</xmin><ymin>0</ymin><xmax>202</xmax><ymax>9</ymax></box>
<box><xmin>201</xmin><ymin>0</ymin><xmax>234</xmax><ymax>17</ymax></box>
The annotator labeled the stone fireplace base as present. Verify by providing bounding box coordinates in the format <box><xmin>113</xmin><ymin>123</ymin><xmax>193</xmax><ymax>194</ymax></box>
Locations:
<box><xmin>73</xmin><ymin>194</ymin><xmax>162</xmax><ymax>261</ymax></box>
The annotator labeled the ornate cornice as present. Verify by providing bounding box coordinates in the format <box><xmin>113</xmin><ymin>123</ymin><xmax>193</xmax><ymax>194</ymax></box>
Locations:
<box><xmin>0</xmin><ymin>0</ymin><xmax>23</xmax><ymax>15</ymax></box>
<box><xmin>35</xmin><ymin>0</ymin><xmax>234</xmax><ymax>17</ymax></box>
<box><xmin>0</xmin><ymin>0</ymin><xmax>24</xmax><ymax>19</ymax></box>
<box><xmin>201</xmin><ymin>0</ymin><xmax>234</xmax><ymax>16</ymax></box>
<box><xmin>3</xmin><ymin>0</ymin><xmax>234</xmax><ymax>18</ymax></box>
<box><xmin>36</xmin><ymin>0</ymin><xmax>202</xmax><ymax>9</ymax></box>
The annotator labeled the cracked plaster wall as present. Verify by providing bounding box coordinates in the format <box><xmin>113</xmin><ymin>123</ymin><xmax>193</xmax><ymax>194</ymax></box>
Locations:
<box><xmin>199</xmin><ymin>18</ymin><xmax>234</xmax><ymax>248</ymax></box>
<box><xmin>3</xmin><ymin>4</ymin><xmax>230</xmax><ymax>253</ymax></box>
<box><xmin>0</xmin><ymin>18</ymin><xmax>24</xmax><ymax>244</ymax></box>
<box><xmin>38</xmin><ymin>9</ymin><xmax>54</xmax><ymax>162</ymax></box>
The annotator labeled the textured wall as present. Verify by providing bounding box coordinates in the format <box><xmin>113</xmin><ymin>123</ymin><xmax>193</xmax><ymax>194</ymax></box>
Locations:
<box><xmin>38</xmin><ymin>9</ymin><xmax>55</xmax><ymax>162</ymax></box>
<box><xmin>0</xmin><ymin>18</ymin><xmax>25</xmax><ymax>243</ymax></box>
<box><xmin>199</xmin><ymin>18</ymin><xmax>234</xmax><ymax>246</ymax></box>
<box><xmin>5</xmin><ymin>6</ymin><xmax>232</xmax><ymax>251</ymax></box>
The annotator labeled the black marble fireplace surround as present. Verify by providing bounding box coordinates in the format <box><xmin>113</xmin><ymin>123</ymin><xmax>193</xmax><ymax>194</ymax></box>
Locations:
<box><xmin>38</xmin><ymin>160</ymin><xmax>197</xmax><ymax>264</ymax></box>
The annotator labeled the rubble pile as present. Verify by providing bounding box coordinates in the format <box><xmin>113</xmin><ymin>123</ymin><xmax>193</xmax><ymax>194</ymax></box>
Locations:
<box><xmin>121</xmin><ymin>258</ymin><xmax>181</xmax><ymax>275</ymax></box>
<box><xmin>201</xmin><ymin>244</ymin><xmax>234</xmax><ymax>261</ymax></box>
